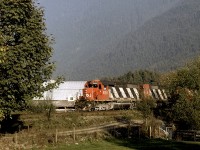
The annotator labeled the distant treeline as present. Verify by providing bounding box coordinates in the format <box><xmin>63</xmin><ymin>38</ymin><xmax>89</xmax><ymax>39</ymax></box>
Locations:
<box><xmin>101</xmin><ymin>70</ymin><xmax>161</xmax><ymax>86</ymax></box>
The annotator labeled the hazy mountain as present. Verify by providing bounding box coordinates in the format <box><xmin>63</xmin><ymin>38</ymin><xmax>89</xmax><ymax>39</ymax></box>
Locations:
<box><xmin>38</xmin><ymin>0</ymin><xmax>181</xmax><ymax>80</ymax></box>
<box><xmin>64</xmin><ymin>0</ymin><xmax>200</xmax><ymax>80</ymax></box>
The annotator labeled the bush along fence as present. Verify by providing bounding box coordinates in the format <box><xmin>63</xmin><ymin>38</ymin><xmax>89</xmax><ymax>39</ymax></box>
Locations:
<box><xmin>174</xmin><ymin>130</ymin><xmax>200</xmax><ymax>141</ymax></box>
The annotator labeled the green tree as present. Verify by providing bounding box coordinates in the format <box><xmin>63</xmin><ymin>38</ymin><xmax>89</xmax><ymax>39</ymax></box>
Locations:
<box><xmin>0</xmin><ymin>0</ymin><xmax>61</xmax><ymax>118</ymax></box>
<box><xmin>158</xmin><ymin>57</ymin><xmax>200</xmax><ymax>130</ymax></box>
<box><xmin>137</xmin><ymin>98</ymin><xmax>156</xmax><ymax>119</ymax></box>
<box><xmin>171</xmin><ymin>89</ymin><xmax>200</xmax><ymax>129</ymax></box>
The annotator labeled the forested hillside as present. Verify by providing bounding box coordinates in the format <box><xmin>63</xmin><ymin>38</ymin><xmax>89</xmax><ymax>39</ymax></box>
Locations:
<box><xmin>38</xmin><ymin>0</ymin><xmax>180</xmax><ymax>80</ymax></box>
<box><xmin>66</xmin><ymin>0</ymin><xmax>200</xmax><ymax>80</ymax></box>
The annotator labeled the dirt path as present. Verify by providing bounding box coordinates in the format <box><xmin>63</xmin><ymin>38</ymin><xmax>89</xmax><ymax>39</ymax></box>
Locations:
<box><xmin>57</xmin><ymin>120</ymin><xmax>143</xmax><ymax>135</ymax></box>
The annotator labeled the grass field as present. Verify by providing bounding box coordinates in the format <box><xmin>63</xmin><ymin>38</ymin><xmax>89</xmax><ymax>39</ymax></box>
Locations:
<box><xmin>1</xmin><ymin>110</ymin><xmax>200</xmax><ymax>149</ymax></box>
<box><xmin>47</xmin><ymin>138</ymin><xmax>200</xmax><ymax>150</ymax></box>
<box><xmin>0</xmin><ymin>110</ymin><xmax>142</xmax><ymax>149</ymax></box>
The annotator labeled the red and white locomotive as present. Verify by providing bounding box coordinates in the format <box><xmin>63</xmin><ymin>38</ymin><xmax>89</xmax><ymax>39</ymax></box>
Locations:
<box><xmin>77</xmin><ymin>79</ymin><xmax>167</xmax><ymax>110</ymax></box>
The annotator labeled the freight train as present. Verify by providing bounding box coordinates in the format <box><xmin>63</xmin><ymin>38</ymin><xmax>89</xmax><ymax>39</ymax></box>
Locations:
<box><xmin>75</xmin><ymin>79</ymin><xmax>167</xmax><ymax>111</ymax></box>
<box><xmin>33</xmin><ymin>79</ymin><xmax>168</xmax><ymax>111</ymax></box>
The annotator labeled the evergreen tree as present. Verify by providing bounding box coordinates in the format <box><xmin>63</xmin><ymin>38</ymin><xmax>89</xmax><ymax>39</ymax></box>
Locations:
<box><xmin>108</xmin><ymin>70</ymin><xmax>160</xmax><ymax>85</ymax></box>
<box><xmin>0</xmin><ymin>0</ymin><xmax>61</xmax><ymax>118</ymax></box>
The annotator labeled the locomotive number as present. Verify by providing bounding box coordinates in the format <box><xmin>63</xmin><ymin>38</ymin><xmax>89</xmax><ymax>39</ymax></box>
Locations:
<box><xmin>86</xmin><ymin>94</ymin><xmax>91</xmax><ymax>97</ymax></box>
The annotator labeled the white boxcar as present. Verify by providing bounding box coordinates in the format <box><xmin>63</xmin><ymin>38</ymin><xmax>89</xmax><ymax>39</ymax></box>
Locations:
<box><xmin>33</xmin><ymin>81</ymin><xmax>86</xmax><ymax>109</ymax></box>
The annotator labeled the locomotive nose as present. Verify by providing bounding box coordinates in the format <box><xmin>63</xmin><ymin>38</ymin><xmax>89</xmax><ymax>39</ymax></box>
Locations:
<box><xmin>83</xmin><ymin>89</ymin><xmax>87</xmax><ymax>94</ymax></box>
<box><xmin>83</xmin><ymin>89</ymin><xmax>87</xmax><ymax>95</ymax></box>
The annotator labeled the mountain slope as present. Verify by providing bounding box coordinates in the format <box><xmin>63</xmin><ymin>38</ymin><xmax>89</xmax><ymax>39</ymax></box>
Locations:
<box><xmin>39</xmin><ymin>0</ymin><xmax>180</xmax><ymax>80</ymax></box>
<box><xmin>68</xmin><ymin>0</ymin><xmax>200</xmax><ymax>80</ymax></box>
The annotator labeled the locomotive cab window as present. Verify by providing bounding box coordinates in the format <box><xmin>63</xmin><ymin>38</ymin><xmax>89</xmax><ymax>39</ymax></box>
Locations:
<box><xmin>99</xmin><ymin>84</ymin><xmax>102</xmax><ymax>89</ymax></box>
<box><xmin>93</xmin><ymin>84</ymin><xmax>98</xmax><ymax>88</ymax></box>
<box><xmin>88</xmin><ymin>83</ymin><xmax>98</xmax><ymax>88</ymax></box>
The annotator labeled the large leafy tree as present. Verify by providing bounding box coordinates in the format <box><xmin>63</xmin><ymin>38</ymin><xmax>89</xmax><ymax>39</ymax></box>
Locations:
<box><xmin>0</xmin><ymin>0</ymin><xmax>60</xmax><ymax>118</ymax></box>
<box><xmin>158</xmin><ymin>57</ymin><xmax>200</xmax><ymax>130</ymax></box>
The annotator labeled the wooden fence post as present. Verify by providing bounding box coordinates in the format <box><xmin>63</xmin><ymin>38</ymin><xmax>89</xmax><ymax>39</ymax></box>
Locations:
<box><xmin>73</xmin><ymin>123</ymin><xmax>76</xmax><ymax>142</ymax></box>
<box><xmin>149</xmin><ymin>126</ymin><xmax>152</xmax><ymax>139</ymax></box>
<box><xmin>55</xmin><ymin>129</ymin><xmax>58</xmax><ymax>143</ymax></box>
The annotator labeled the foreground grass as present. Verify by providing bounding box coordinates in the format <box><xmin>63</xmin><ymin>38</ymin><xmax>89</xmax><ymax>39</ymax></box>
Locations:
<box><xmin>19</xmin><ymin>109</ymin><xmax>142</xmax><ymax>133</ymax></box>
<box><xmin>0</xmin><ymin>110</ymin><xmax>142</xmax><ymax>149</ymax></box>
<box><xmin>47</xmin><ymin>138</ymin><xmax>200</xmax><ymax>150</ymax></box>
<box><xmin>3</xmin><ymin>110</ymin><xmax>200</xmax><ymax>149</ymax></box>
<box><xmin>48</xmin><ymin>140</ymin><xmax>131</xmax><ymax>150</ymax></box>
